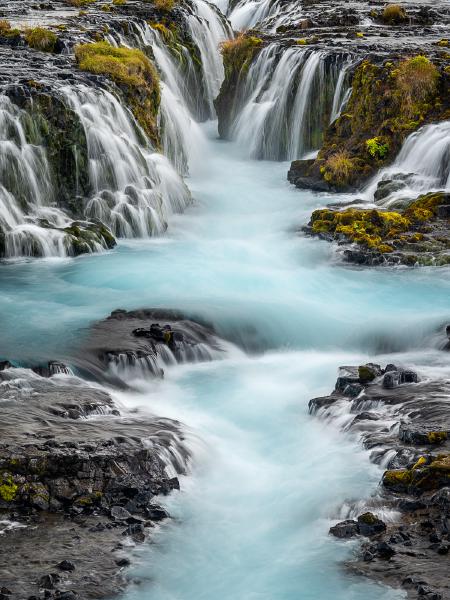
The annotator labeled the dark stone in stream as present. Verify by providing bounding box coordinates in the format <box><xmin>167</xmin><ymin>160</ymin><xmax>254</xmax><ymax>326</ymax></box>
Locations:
<box><xmin>330</xmin><ymin>520</ymin><xmax>359</xmax><ymax>539</ymax></box>
<box><xmin>57</xmin><ymin>561</ymin><xmax>76</xmax><ymax>572</ymax></box>
<box><xmin>357</xmin><ymin>513</ymin><xmax>387</xmax><ymax>537</ymax></box>
<box><xmin>76</xmin><ymin>308</ymin><xmax>227</xmax><ymax>385</ymax></box>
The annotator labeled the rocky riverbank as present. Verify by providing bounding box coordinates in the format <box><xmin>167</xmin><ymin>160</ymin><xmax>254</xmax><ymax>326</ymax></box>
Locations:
<box><xmin>0</xmin><ymin>362</ymin><xmax>187</xmax><ymax>599</ymax></box>
<box><xmin>309</xmin><ymin>325</ymin><xmax>450</xmax><ymax>599</ymax></box>
<box><xmin>0</xmin><ymin>305</ymin><xmax>236</xmax><ymax>598</ymax></box>
<box><xmin>303</xmin><ymin>192</ymin><xmax>450</xmax><ymax>267</ymax></box>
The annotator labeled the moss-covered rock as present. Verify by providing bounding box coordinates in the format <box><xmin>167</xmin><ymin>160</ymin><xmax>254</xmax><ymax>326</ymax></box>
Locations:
<box><xmin>305</xmin><ymin>192</ymin><xmax>450</xmax><ymax>267</ymax></box>
<box><xmin>24</xmin><ymin>28</ymin><xmax>58</xmax><ymax>53</ymax></box>
<box><xmin>383</xmin><ymin>453</ymin><xmax>450</xmax><ymax>494</ymax></box>
<box><xmin>0</xmin><ymin>473</ymin><xmax>18</xmax><ymax>502</ymax></box>
<box><xmin>64</xmin><ymin>220</ymin><xmax>116</xmax><ymax>256</ymax></box>
<box><xmin>215</xmin><ymin>33</ymin><xmax>263</xmax><ymax>139</ymax></box>
<box><xmin>75</xmin><ymin>41</ymin><xmax>161</xmax><ymax>147</ymax></box>
<box><xmin>289</xmin><ymin>56</ymin><xmax>449</xmax><ymax>192</ymax></box>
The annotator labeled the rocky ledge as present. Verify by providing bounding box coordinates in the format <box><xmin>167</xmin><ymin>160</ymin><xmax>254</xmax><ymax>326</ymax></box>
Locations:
<box><xmin>0</xmin><ymin>365</ymin><xmax>187</xmax><ymax>599</ymax></box>
<box><xmin>303</xmin><ymin>192</ymin><xmax>450</xmax><ymax>267</ymax></box>
<box><xmin>77</xmin><ymin>308</ymin><xmax>226</xmax><ymax>384</ymax></box>
<box><xmin>309</xmin><ymin>327</ymin><xmax>450</xmax><ymax>599</ymax></box>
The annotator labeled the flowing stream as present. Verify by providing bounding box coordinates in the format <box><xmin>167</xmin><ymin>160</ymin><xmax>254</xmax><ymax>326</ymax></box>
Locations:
<box><xmin>1</xmin><ymin>1</ymin><xmax>450</xmax><ymax>598</ymax></box>
<box><xmin>2</xmin><ymin>122</ymin><xmax>450</xmax><ymax>599</ymax></box>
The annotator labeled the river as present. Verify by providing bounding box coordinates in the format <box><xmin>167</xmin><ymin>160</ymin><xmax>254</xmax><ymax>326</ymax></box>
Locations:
<box><xmin>1</xmin><ymin>120</ymin><xmax>450</xmax><ymax>598</ymax></box>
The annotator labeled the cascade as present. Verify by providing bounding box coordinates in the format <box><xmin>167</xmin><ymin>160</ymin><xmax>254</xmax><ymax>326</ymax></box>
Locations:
<box><xmin>0</xmin><ymin>95</ymin><xmax>84</xmax><ymax>258</ymax></box>
<box><xmin>366</xmin><ymin>121</ymin><xmax>450</xmax><ymax>206</ymax></box>
<box><xmin>61</xmin><ymin>84</ymin><xmax>191</xmax><ymax>237</ymax></box>
<box><xmin>229</xmin><ymin>45</ymin><xmax>349</xmax><ymax>160</ymax></box>
<box><xmin>131</xmin><ymin>1</ymin><xmax>231</xmax><ymax>174</ymax></box>
<box><xmin>229</xmin><ymin>0</ymin><xmax>303</xmax><ymax>32</ymax></box>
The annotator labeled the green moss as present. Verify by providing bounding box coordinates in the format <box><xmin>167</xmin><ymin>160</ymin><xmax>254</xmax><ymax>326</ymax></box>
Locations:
<box><xmin>358</xmin><ymin>512</ymin><xmax>378</xmax><ymax>524</ymax></box>
<box><xmin>69</xmin><ymin>0</ymin><xmax>96</xmax><ymax>5</ymax></box>
<box><xmin>427</xmin><ymin>431</ymin><xmax>448</xmax><ymax>444</ymax></box>
<box><xmin>366</xmin><ymin>137</ymin><xmax>389</xmax><ymax>159</ymax></box>
<box><xmin>75</xmin><ymin>41</ymin><xmax>160</xmax><ymax>146</ymax></box>
<box><xmin>358</xmin><ymin>365</ymin><xmax>376</xmax><ymax>383</ymax></box>
<box><xmin>322</xmin><ymin>151</ymin><xmax>355</xmax><ymax>186</ymax></box>
<box><xmin>310</xmin><ymin>208</ymin><xmax>410</xmax><ymax>251</ymax></box>
<box><xmin>309</xmin><ymin>55</ymin><xmax>446</xmax><ymax>190</ymax></box>
<box><xmin>74</xmin><ymin>490</ymin><xmax>103</xmax><ymax>506</ymax></box>
<box><xmin>220</xmin><ymin>34</ymin><xmax>263</xmax><ymax>79</ymax></box>
<box><xmin>0</xmin><ymin>19</ymin><xmax>21</xmax><ymax>39</ymax></box>
<box><xmin>383</xmin><ymin>469</ymin><xmax>412</xmax><ymax>486</ymax></box>
<box><xmin>25</xmin><ymin>27</ymin><xmax>58</xmax><ymax>52</ymax></box>
<box><xmin>381</xmin><ymin>4</ymin><xmax>407</xmax><ymax>24</ymax></box>
<box><xmin>0</xmin><ymin>474</ymin><xmax>18</xmax><ymax>502</ymax></box>
<box><xmin>154</xmin><ymin>0</ymin><xmax>176</xmax><ymax>10</ymax></box>
<box><xmin>404</xmin><ymin>192</ymin><xmax>447</xmax><ymax>222</ymax></box>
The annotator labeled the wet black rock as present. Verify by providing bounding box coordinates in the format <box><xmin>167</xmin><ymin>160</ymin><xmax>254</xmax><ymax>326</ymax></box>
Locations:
<box><xmin>57</xmin><ymin>561</ymin><xmax>75</xmax><ymax>572</ymax></box>
<box><xmin>329</xmin><ymin>519</ymin><xmax>359</xmax><ymax>538</ymax></box>
<box><xmin>77</xmin><ymin>308</ymin><xmax>225</xmax><ymax>384</ymax></box>
<box><xmin>0</xmin><ymin>365</ymin><xmax>188</xmax><ymax>599</ymax></box>
<box><xmin>357</xmin><ymin>513</ymin><xmax>387</xmax><ymax>537</ymax></box>
<box><xmin>312</xmin><ymin>362</ymin><xmax>450</xmax><ymax>598</ymax></box>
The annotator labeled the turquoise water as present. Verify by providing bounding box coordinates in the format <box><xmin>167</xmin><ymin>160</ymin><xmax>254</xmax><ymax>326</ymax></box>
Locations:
<box><xmin>1</xmin><ymin>124</ymin><xmax>449</xmax><ymax>598</ymax></box>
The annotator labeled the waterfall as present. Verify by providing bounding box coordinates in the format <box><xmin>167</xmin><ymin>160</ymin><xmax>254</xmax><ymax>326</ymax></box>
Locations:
<box><xmin>106</xmin><ymin>341</ymin><xmax>222</xmax><ymax>381</ymax></box>
<box><xmin>187</xmin><ymin>0</ymin><xmax>231</xmax><ymax>116</ymax></box>
<box><xmin>61</xmin><ymin>85</ymin><xmax>191</xmax><ymax>237</ymax></box>
<box><xmin>329</xmin><ymin>59</ymin><xmax>354</xmax><ymax>124</ymax></box>
<box><xmin>366</xmin><ymin>121</ymin><xmax>450</xmax><ymax>206</ymax></box>
<box><xmin>0</xmin><ymin>95</ymin><xmax>76</xmax><ymax>258</ymax></box>
<box><xmin>229</xmin><ymin>0</ymin><xmax>303</xmax><ymax>32</ymax></box>
<box><xmin>230</xmin><ymin>46</ymin><xmax>348</xmax><ymax>161</ymax></box>
<box><xmin>130</xmin><ymin>2</ymin><xmax>231</xmax><ymax>175</ymax></box>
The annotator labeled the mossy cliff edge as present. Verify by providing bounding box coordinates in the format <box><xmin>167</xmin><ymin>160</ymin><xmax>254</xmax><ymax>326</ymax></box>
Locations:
<box><xmin>75</xmin><ymin>41</ymin><xmax>161</xmax><ymax>148</ymax></box>
<box><xmin>288</xmin><ymin>55</ymin><xmax>450</xmax><ymax>192</ymax></box>
<box><xmin>214</xmin><ymin>33</ymin><xmax>263</xmax><ymax>139</ymax></box>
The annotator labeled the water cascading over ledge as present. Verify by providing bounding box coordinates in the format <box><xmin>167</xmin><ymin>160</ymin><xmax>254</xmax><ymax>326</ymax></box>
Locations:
<box><xmin>0</xmin><ymin>93</ymin><xmax>114</xmax><ymax>258</ymax></box>
<box><xmin>216</xmin><ymin>42</ymin><xmax>353</xmax><ymax>161</ymax></box>
<box><xmin>0</xmin><ymin>0</ymin><xmax>232</xmax><ymax>258</ymax></box>
<box><xmin>366</xmin><ymin>121</ymin><xmax>450</xmax><ymax>207</ymax></box>
<box><xmin>124</xmin><ymin>0</ymin><xmax>232</xmax><ymax>175</ymax></box>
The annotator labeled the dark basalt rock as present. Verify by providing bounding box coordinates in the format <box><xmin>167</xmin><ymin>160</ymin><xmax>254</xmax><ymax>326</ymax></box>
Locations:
<box><xmin>313</xmin><ymin>362</ymin><xmax>450</xmax><ymax>598</ymax></box>
<box><xmin>330</xmin><ymin>513</ymin><xmax>386</xmax><ymax>539</ymax></box>
<box><xmin>0</xmin><ymin>365</ymin><xmax>188</xmax><ymax>599</ymax></box>
<box><xmin>330</xmin><ymin>519</ymin><xmax>359</xmax><ymax>539</ymax></box>
<box><xmin>77</xmin><ymin>308</ymin><xmax>225</xmax><ymax>384</ymax></box>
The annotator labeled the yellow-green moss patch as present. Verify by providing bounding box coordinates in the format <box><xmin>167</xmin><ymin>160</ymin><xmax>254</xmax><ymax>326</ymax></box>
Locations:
<box><xmin>75</xmin><ymin>41</ymin><xmax>160</xmax><ymax>146</ymax></box>
<box><xmin>0</xmin><ymin>474</ymin><xmax>18</xmax><ymax>502</ymax></box>
<box><xmin>25</xmin><ymin>27</ymin><xmax>58</xmax><ymax>52</ymax></box>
